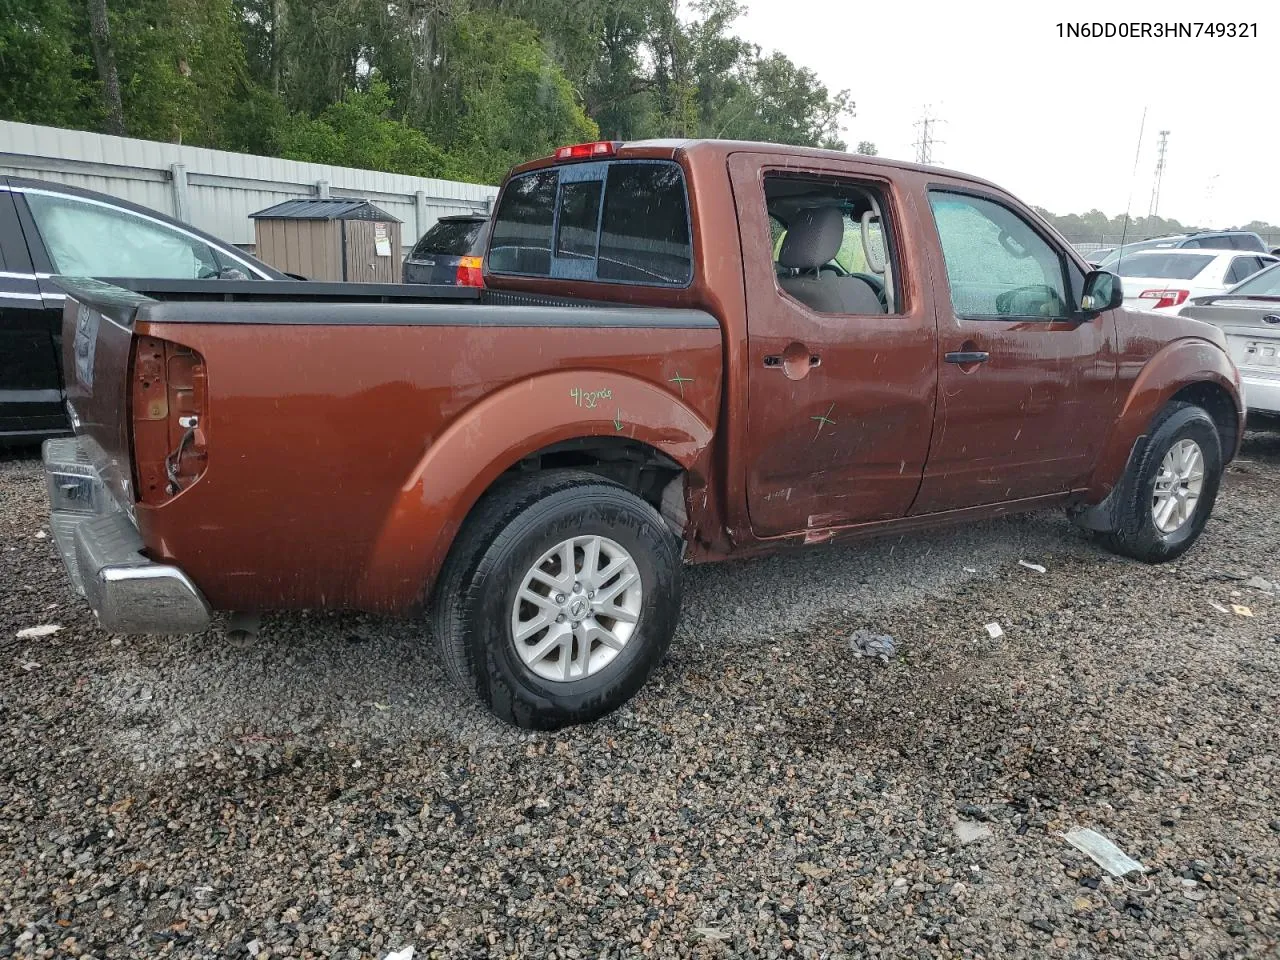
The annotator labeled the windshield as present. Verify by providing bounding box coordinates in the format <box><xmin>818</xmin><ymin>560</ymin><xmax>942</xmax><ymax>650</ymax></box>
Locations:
<box><xmin>413</xmin><ymin>219</ymin><xmax>485</xmax><ymax>257</ymax></box>
<box><xmin>1229</xmin><ymin>262</ymin><xmax>1280</xmax><ymax>296</ymax></box>
<box><xmin>1114</xmin><ymin>253</ymin><xmax>1213</xmax><ymax>280</ymax></box>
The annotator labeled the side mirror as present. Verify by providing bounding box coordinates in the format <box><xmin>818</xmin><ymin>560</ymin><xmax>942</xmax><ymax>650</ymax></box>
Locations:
<box><xmin>1081</xmin><ymin>270</ymin><xmax>1123</xmax><ymax>313</ymax></box>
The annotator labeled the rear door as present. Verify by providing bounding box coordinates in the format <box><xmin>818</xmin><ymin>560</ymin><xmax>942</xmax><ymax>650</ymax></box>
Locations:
<box><xmin>0</xmin><ymin>182</ymin><xmax>66</xmax><ymax>438</ymax></box>
<box><xmin>729</xmin><ymin>153</ymin><xmax>938</xmax><ymax>536</ymax></box>
<box><xmin>913</xmin><ymin>186</ymin><xmax>1114</xmax><ymax>513</ymax></box>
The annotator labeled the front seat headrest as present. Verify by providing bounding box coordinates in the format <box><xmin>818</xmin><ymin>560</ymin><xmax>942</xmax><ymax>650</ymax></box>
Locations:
<box><xmin>778</xmin><ymin>207</ymin><xmax>844</xmax><ymax>270</ymax></box>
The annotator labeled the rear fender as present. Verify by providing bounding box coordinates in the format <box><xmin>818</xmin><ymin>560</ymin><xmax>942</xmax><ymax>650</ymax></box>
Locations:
<box><xmin>358</xmin><ymin>370</ymin><xmax>715</xmax><ymax>610</ymax></box>
<box><xmin>1087</xmin><ymin>337</ymin><xmax>1241</xmax><ymax>501</ymax></box>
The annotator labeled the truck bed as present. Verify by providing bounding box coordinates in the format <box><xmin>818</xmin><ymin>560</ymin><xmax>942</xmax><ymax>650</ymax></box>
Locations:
<box><xmin>52</xmin><ymin>278</ymin><xmax>722</xmax><ymax>622</ymax></box>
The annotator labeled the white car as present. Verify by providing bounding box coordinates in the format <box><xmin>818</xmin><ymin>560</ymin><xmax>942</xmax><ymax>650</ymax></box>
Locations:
<box><xmin>1113</xmin><ymin>249</ymin><xmax>1279</xmax><ymax>313</ymax></box>
<box><xmin>1179</xmin><ymin>263</ymin><xmax>1280</xmax><ymax>414</ymax></box>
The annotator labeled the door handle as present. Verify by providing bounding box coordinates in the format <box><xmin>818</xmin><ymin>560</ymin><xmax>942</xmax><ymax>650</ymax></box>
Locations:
<box><xmin>763</xmin><ymin>353</ymin><xmax>821</xmax><ymax>368</ymax></box>
<box><xmin>944</xmin><ymin>350</ymin><xmax>990</xmax><ymax>364</ymax></box>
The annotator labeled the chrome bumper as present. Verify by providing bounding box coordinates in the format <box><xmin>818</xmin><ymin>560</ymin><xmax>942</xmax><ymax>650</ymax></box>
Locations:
<box><xmin>42</xmin><ymin>437</ymin><xmax>211</xmax><ymax>634</ymax></box>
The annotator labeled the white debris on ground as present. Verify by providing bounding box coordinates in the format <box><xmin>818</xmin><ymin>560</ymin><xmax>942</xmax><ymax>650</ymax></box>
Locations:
<box><xmin>1018</xmin><ymin>560</ymin><xmax>1047</xmax><ymax>573</ymax></box>
<box><xmin>1062</xmin><ymin>827</ymin><xmax>1146</xmax><ymax>878</ymax></box>
<box><xmin>954</xmin><ymin>819</ymin><xmax>994</xmax><ymax>845</ymax></box>
<box><xmin>984</xmin><ymin>621</ymin><xmax>1004</xmax><ymax>639</ymax></box>
<box><xmin>848</xmin><ymin>630</ymin><xmax>897</xmax><ymax>661</ymax></box>
<box><xmin>15</xmin><ymin>624</ymin><xmax>60</xmax><ymax>639</ymax></box>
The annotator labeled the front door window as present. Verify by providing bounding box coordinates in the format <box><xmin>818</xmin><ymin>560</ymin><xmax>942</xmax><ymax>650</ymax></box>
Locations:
<box><xmin>929</xmin><ymin>191</ymin><xmax>1070</xmax><ymax>320</ymax></box>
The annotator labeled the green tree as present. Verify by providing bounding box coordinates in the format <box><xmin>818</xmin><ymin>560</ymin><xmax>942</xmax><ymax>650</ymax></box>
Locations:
<box><xmin>277</xmin><ymin>78</ymin><xmax>453</xmax><ymax>177</ymax></box>
<box><xmin>0</xmin><ymin>0</ymin><xmax>95</xmax><ymax>128</ymax></box>
<box><xmin>1</xmin><ymin>0</ymin><xmax>859</xmax><ymax>185</ymax></box>
<box><xmin>108</xmin><ymin>0</ymin><xmax>247</xmax><ymax>144</ymax></box>
<box><xmin>426</xmin><ymin>12</ymin><xmax>598</xmax><ymax>183</ymax></box>
<box><xmin>710</xmin><ymin>49</ymin><xmax>850</xmax><ymax>148</ymax></box>
<box><xmin>856</xmin><ymin>141</ymin><xmax>877</xmax><ymax>156</ymax></box>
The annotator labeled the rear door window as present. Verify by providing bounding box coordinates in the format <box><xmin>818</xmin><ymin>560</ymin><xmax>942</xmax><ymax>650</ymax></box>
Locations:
<box><xmin>488</xmin><ymin>160</ymin><xmax>692</xmax><ymax>286</ymax></box>
<box><xmin>1232</xmin><ymin>263</ymin><xmax>1280</xmax><ymax>295</ymax></box>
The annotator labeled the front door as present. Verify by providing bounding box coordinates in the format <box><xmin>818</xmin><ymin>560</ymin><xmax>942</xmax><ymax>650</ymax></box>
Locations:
<box><xmin>0</xmin><ymin>187</ymin><xmax>65</xmax><ymax>438</ymax></box>
<box><xmin>729</xmin><ymin>154</ymin><xmax>939</xmax><ymax>537</ymax></box>
<box><xmin>911</xmin><ymin>187</ymin><xmax>1114</xmax><ymax>514</ymax></box>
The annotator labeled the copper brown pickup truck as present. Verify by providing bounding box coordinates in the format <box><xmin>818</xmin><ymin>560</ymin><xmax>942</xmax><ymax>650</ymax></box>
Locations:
<box><xmin>44</xmin><ymin>139</ymin><xmax>1243</xmax><ymax>728</ymax></box>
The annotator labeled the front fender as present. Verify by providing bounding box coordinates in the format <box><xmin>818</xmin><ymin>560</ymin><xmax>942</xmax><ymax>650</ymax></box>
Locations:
<box><xmin>356</xmin><ymin>369</ymin><xmax>716</xmax><ymax>611</ymax></box>
<box><xmin>1087</xmin><ymin>336</ymin><xmax>1240</xmax><ymax>501</ymax></box>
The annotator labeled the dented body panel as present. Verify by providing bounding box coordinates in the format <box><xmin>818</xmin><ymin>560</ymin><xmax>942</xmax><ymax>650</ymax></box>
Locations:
<box><xmin>51</xmin><ymin>139</ymin><xmax>1243</xmax><ymax>626</ymax></box>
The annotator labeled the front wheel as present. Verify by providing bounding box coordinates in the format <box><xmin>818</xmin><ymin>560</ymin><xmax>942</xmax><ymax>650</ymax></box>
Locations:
<box><xmin>431</xmin><ymin>470</ymin><xmax>683</xmax><ymax>729</ymax></box>
<box><xmin>1099</xmin><ymin>401</ymin><xmax>1223</xmax><ymax>563</ymax></box>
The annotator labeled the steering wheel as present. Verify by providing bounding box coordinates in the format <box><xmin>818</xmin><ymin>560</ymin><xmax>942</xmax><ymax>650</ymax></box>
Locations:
<box><xmin>995</xmin><ymin>284</ymin><xmax>1065</xmax><ymax>317</ymax></box>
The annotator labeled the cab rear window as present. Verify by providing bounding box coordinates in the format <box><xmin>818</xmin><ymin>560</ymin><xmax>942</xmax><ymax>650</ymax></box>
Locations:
<box><xmin>488</xmin><ymin>160</ymin><xmax>692</xmax><ymax>286</ymax></box>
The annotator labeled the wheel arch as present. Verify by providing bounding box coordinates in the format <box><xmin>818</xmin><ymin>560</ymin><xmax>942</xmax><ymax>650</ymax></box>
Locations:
<box><xmin>1087</xmin><ymin>337</ymin><xmax>1242</xmax><ymax>501</ymax></box>
<box><xmin>356</xmin><ymin>369</ymin><xmax>715</xmax><ymax>612</ymax></box>
<box><xmin>1168</xmin><ymin>380</ymin><xmax>1239</xmax><ymax>464</ymax></box>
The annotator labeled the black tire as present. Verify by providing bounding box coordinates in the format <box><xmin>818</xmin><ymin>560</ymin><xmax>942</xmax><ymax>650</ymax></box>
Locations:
<box><xmin>431</xmin><ymin>469</ymin><xmax>683</xmax><ymax>729</ymax></box>
<box><xmin>1099</xmin><ymin>401</ymin><xmax>1223</xmax><ymax>563</ymax></box>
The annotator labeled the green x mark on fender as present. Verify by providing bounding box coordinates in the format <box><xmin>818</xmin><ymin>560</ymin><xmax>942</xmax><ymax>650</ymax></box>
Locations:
<box><xmin>668</xmin><ymin>372</ymin><xmax>693</xmax><ymax>398</ymax></box>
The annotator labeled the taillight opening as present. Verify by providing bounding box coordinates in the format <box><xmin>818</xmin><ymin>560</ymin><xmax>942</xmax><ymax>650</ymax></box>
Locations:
<box><xmin>553</xmin><ymin>141</ymin><xmax>619</xmax><ymax>162</ymax></box>
<box><xmin>130</xmin><ymin>335</ymin><xmax>208</xmax><ymax>505</ymax></box>
<box><xmin>1138</xmin><ymin>289</ymin><xmax>1190</xmax><ymax>310</ymax></box>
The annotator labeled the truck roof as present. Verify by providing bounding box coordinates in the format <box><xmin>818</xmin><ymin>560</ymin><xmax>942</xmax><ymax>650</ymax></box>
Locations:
<box><xmin>507</xmin><ymin>138</ymin><xmax>1003</xmax><ymax>193</ymax></box>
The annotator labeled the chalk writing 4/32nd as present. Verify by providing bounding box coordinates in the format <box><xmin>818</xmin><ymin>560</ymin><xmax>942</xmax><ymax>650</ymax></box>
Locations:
<box><xmin>570</xmin><ymin>387</ymin><xmax>612</xmax><ymax>409</ymax></box>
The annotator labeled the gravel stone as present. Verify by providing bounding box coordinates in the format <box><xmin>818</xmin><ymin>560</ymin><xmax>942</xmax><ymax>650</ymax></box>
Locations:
<box><xmin>2</xmin><ymin>428</ymin><xmax>1280</xmax><ymax>958</ymax></box>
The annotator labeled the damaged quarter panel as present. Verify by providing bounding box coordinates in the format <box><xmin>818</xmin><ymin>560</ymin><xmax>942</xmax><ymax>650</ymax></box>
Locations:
<box><xmin>131</xmin><ymin>304</ymin><xmax>721</xmax><ymax>613</ymax></box>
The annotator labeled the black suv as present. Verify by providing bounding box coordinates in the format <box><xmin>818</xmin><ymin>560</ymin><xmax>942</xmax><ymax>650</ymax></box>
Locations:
<box><xmin>0</xmin><ymin>177</ymin><xmax>284</xmax><ymax>444</ymax></box>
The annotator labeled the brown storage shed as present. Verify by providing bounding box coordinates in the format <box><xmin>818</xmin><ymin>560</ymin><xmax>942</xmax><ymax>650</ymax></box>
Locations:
<box><xmin>249</xmin><ymin>198</ymin><xmax>402</xmax><ymax>282</ymax></box>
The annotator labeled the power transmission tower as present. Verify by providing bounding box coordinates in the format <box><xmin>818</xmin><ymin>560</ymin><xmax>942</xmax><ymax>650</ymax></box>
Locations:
<box><xmin>1147</xmin><ymin>129</ymin><xmax>1169</xmax><ymax>219</ymax></box>
<box><xmin>913</xmin><ymin>107</ymin><xmax>945</xmax><ymax>165</ymax></box>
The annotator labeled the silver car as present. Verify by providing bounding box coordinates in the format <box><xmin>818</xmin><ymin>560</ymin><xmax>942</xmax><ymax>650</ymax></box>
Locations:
<box><xmin>1179</xmin><ymin>263</ymin><xmax>1280</xmax><ymax>414</ymax></box>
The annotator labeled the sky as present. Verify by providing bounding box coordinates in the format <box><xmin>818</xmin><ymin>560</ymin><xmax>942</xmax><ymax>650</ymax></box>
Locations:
<box><xmin>733</xmin><ymin>0</ymin><xmax>1279</xmax><ymax>229</ymax></box>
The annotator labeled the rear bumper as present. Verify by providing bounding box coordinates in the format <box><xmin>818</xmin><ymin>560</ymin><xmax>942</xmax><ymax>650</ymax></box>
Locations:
<box><xmin>1241</xmin><ymin>373</ymin><xmax>1280</xmax><ymax>416</ymax></box>
<box><xmin>42</xmin><ymin>437</ymin><xmax>211</xmax><ymax>634</ymax></box>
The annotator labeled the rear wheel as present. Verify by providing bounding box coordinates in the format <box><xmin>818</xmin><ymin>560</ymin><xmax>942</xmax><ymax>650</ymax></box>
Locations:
<box><xmin>431</xmin><ymin>470</ymin><xmax>683</xmax><ymax>729</ymax></box>
<box><xmin>1099</xmin><ymin>402</ymin><xmax>1223</xmax><ymax>563</ymax></box>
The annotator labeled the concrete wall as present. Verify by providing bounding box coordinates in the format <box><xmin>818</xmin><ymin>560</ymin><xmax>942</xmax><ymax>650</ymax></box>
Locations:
<box><xmin>0</xmin><ymin>120</ymin><xmax>498</xmax><ymax>256</ymax></box>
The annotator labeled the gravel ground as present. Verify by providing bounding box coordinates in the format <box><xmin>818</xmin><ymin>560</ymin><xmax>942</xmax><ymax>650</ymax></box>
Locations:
<box><xmin>2</xmin><ymin>436</ymin><xmax>1278</xmax><ymax>960</ymax></box>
